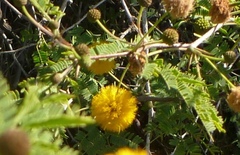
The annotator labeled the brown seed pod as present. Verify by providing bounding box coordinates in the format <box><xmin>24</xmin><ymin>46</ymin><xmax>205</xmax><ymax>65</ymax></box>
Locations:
<box><xmin>138</xmin><ymin>0</ymin><xmax>152</xmax><ymax>7</ymax></box>
<box><xmin>227</xmin><ymin>86</ymin><xmax>240</xmax><ymax>112</ymax></box>
<box><xmin>128</xmin><ymin>51</ymin><xmax>146</xmax><ymax>76</ymax></box>
<box><xmin>87</xmin><ymin>9</ymin><xmax>101</xmax><ymax>23</ymax></box>
<box><xmin>0</xmin><ymin>129</ymin><xmax>30</xmax><ymax>155</ymax></box>
<box><xmin>209</xmin><ymin>0</ymin><xmax>231</xmax><ymax>23</ymax></box>
<box><xmin>162</xmin><ymin>0</ymin><xmax>194</xmax><ymax>19</ymax></box>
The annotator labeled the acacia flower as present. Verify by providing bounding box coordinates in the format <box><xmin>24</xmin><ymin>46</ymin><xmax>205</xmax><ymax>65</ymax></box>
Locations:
<box><xmin>162</xmin><ymin>0</ymin><xmax>195</xmax><ymax>19</ymax></box>
<box><xmin>105</xmin><ymin>147</ymin><xmax>147</xmax><ymax>155</ymax></box>
<box><xmin>88</xmin><ymin>59</ymin><xmax>115</xmax><ymax>75</ymax></box>
<box><xmin>209</xmin><ymin>0</ymin><xmax>230</xmax><ymax>23</ymax></box>
<box><xmin>91</xmin><ymin>85</ymin><xmax>138</xmax><ymax>132</ymax></box>
<box><xmin>227</xmin><ymin>86</ymin><xmax>240</xmax><ymax>112</ymax></box>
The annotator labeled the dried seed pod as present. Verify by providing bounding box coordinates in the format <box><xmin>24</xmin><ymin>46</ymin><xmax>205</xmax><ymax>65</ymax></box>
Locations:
<box><xmin>162</xmin><ymin>0</ymin><xmax>194</xmax><ymax>19</ymax></box>
<box><xmin>87</xmin><ymin>9</ymin><xmax>101</xmax><ymax>23</ymax></box>
<box><xmin>227</xmin><ymin>86</ymin><xmax>240</xmax><ymax>112</ymax></box>
<box><xmin>128</xmin><ymin>51</ymin><xmax>146</xmax><ymax>76</ymax></box>
<box><xmin>138</xmin><ymin>0</ymin><xmax>152</xmax><ymax>7</ymax></box>
<box><xmin>0</xmin><ymin>129</ymin><xmax>30</xmax><ymax>155</ymax></box>
<box><xmin>224</xmin><ymin>51</ymin><xmax>237</xmax><ymax>63</ymax></box>
<box><xmin>209</xmin><ymin>0</ymin><xmax>230</xmax><ymax>23</ymax></box>
<box><xmin>162</xmin><ymin>28</ymin><xmax>179</xmax><ymax>45</ymax></box>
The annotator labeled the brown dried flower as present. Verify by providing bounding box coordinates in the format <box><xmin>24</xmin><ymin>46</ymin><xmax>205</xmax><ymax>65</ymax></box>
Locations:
<box><xmin>227</xmin><ymin>86</ymin><xmax>240</xmax><ymax>112</ymax></box>
<box><xmin>162</xmin><ymin>0</ymin><xmax>195</xmax><ymax>19</ymax></box>
<box><xmin>128</xmin><ymin>51</ymin><xmax>146</xmax><ymax>76</ymax></box>
<box><xmin>209</xmin><ymin>0</ymin><xmax>231</xmax><ymax>23</ymax></box>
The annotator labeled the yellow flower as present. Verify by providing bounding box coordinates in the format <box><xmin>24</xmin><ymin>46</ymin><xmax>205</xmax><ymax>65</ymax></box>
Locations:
<box><xmin>105</xmin><ymin>147</ymin><xmax>147</xmax><ymax>155</ymax></box>
<box><xmin>88</xmin><ymin>59</ymin><xmax>115</xmax><ymax>75</ymax></box>
<box><xmin>91</xmin><ymin>85</ymin><xmax>138</xmax><ymax>132</ymax></box>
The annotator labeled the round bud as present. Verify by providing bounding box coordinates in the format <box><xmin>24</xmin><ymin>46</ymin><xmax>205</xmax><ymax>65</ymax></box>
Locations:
<box><xmin>87</xmin><ymin>9</ymin><xmax>101</xmax><ymax>23</ymax></box>
<box><xmin>13</xmin><ymin>0</ymin><xmax>28</xmax><ymax>7</ymax></box>
<box><xmin>74</xmin><ymin>43</ymin><xmax>90</xmax><ymax>56</ymax></box>
<box><xmin>0</xmin><ymin>129</ymin><xmax>30</xmax><ymax>155</ymax></box>
<box><xmin>162</xmin><ymin>28</ymin><xmax>179</xmax><ymax>45</ymax></box>
<box><xmin>51</xmin><ymin>73</ymin><xmax>64</xmax><ymax>85</ymax></box>
<box><xmin>138</xmin><ymin>0</ymin><xmax>152</xmax><ymax>7</ymax></box>
<box><xmin>193</xmin><ymin>18</ymin><xmax>211</xmax><ymax>34</ymax></box>
<box><xmin>224</xmin><ymin>51</ymin><xmax>236</xmax><ymax>63</ymax></box>
<box><xmin>49</xmin><ymin>20</ymin><xmax>59</xmax><ymax>30</ymax></box>
<box><xmin>227</xmin><ymin>86</ymin><xmax>240</xmax><ymax>112</ymax></box>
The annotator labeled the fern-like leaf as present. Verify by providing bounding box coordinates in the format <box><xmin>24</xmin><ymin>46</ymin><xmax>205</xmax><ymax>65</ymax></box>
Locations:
<box><xmin>155</xmin><ymin>63</ymin><xmax>225</xmax><ymax>139</ymax></box>
<box><xmin>90</xmin><ymin>40</ymin><xmax>128</xmax><ymax>56</ymax></box>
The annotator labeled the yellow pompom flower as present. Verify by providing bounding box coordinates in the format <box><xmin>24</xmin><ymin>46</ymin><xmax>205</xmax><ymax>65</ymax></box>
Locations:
<box><xmin>91</xmin><ymin>85</ymin><xmax>138</xmax><ymax>132</ymax></box>
<box><xmin>88</xmin><ymin>59</ymin><xmax>115</xmax><ymax>75</ymax></box>
<box><xmin>105</xmin><ymin>147</ymin><xmax>147</xmax><ymax>155</ymax></box>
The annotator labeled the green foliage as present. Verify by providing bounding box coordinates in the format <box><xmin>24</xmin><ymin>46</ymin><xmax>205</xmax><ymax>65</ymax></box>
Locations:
<box><xmin>0</xmin><ymin>72</ymin><xmax>95</xmax><ymax>154</ymax></box>
<box><xmin>90</xmin><ymin>40</ymin><xmax>129</xmax><ymax>56</ymax></box>
<box><xmin>76</xmin><ymin>126</ymin><xmax>143</xmax><ymax>155</ymax></box>
<box><xmin>2</xmin><ymin>0</ymin><xmax>240</xmax><ymax>154</ymax></box>
<box><xmin>155</xmin><ymin>62</ymin><xmax>225</xmax><ymax>134</ymax></box>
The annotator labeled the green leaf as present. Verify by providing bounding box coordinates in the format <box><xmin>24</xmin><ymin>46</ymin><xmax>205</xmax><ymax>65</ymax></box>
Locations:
<box><xmin>24</xmin><ymin>116</ymin><xmax>95</xmax><ymax>128</ymax></box>
<box><xmin>0</xmin><ymin>72</ymin><xmax>17</xmax><ymax>131</ymax></box>
<box><xmin>41</xmin><ymin>93</ymin><xmax>74</xmax><ymax>105</ymax></box>
<box><xmin>194</xmin><ymin>90</ymin><xmax>225</xmax><ymax>135</ymax></box>
<box><xmin>141</xmin><ymin>63</ymin><xmax>157</xmax><ymax>79</ymax></box>
<box><xmin>90</xmin><ymin>40</ymin><xmax>129</xmax><ymax>56</ymax></box>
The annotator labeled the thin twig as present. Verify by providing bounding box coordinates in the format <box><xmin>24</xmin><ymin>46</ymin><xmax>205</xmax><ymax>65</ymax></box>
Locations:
<box><xmin>62</xmin><ymin>0</ymin><xmax>107</xmax><ymax>34</ymax></box>
<box><xmin>21</xmin><ymin>6</ymin><xmax>54</xmax><ymax>37</ymax></box>
<box><xmin>119</xmin><ymin>25</ymin><xmax>134</xmax><ymax>39</ymax></box>
<box><xmin>90</xmin><ymin>51</ymin><xmax>129</xmax><ymax>59</ymax></box>
<box><xmin>137</xmin><ymin>96</ymin><xmax>179</xmax><ymax>102</ymax></box>
<box><xmin>142</xmin><ymin>7</ymin><xmax>153</xmax><ymax>155</ymax></box>
<box><xmin>121</xmin><ymin>0</ymin><xmax>133</xmax><ymax>23</ymax></box>
<box><xmin>0</xmin><ymin>43</ymin><xmax>36</xmax><ymax>54</ymax></box>
<box><xmin>3</xmin><ymin>0</ymin><xmax>27</xmax><ymax>19</ymax></box>
<box><xmin>59</xmin><ymin>0</ymin><xmax>72</xmax><ymax>26</ymax></box>
<box><xmin>190</xmin><ymin>23</ymin><xmax>223</xmax><ymax>48</ymax></box>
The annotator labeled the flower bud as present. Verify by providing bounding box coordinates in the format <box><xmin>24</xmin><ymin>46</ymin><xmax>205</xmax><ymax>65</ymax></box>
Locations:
<box><xmin>51</xmin><ymin>73</ymin><xmax>64</xmax><ymax>85</ymax></box>
<box><xmin>14</xmin><ymin>0</ymin><xmax>28</xmax><ymax>6</ymax></box>
<box><xmin>162</xmin><ymin>28</ymin><xmax>179</xmax><ymax>45</ymax></box>
<box><xmin>87</xmin><ymin>9</ymin><xmax>101</xmax><ymax>23</ymax></box>
<box><xmin>224</xmin><ymin>51</ymin><xmax>236</xmax><ymax>63</ymax></box>
<box><xmin>193</xmin><ymin>18</ymin><xmax>211</xmax><ymax>34</ymax></box>
<box><xmin>138</xmin><ymin>0</ymin><xmax>152</xmax><ymax>7</ymax></box>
